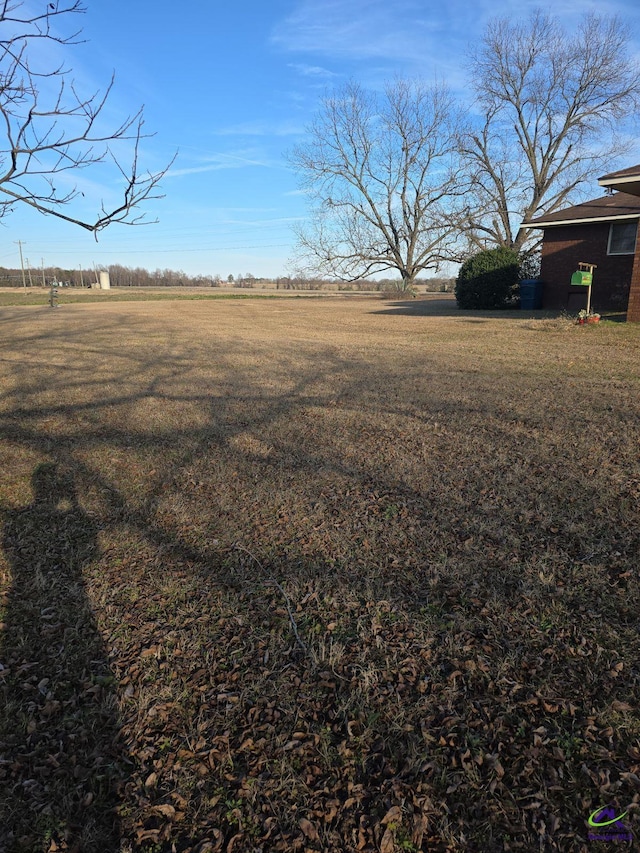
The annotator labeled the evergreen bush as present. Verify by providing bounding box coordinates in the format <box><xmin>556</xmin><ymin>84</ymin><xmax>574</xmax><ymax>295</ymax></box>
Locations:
<box><xmin>455</xmin><ymin>248</ymin><xmax>520</xmax><ymax>309</ymax></box>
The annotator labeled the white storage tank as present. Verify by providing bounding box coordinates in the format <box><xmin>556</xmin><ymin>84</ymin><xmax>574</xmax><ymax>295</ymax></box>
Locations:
<box><xmin>99</xmin><ymin>270</ymin><xmax>111</xmax><ymax>290</ymax></box>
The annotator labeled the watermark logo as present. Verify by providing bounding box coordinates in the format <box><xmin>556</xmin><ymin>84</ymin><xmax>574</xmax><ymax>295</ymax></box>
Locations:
<box><xmin>588</xmin><ymin>806</ymin><xmax>632</xmax><ymax>842</ymax></box>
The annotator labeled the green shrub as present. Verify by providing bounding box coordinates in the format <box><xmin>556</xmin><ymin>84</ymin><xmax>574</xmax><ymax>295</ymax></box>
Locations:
<box><xmin>455</xmin><ymin>247</ymin><xmax>520</xmax><ymax>309</ymax></box>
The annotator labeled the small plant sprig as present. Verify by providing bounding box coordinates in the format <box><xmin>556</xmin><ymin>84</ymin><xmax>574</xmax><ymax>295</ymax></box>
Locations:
<box><xmin>232</xmin><ymin>543</ymin><xmax>308</xmax><ymax>654</ymax></box>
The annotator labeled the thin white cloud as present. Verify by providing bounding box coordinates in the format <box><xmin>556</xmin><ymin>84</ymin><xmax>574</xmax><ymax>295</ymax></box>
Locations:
<box><xmin>166</xmin><ymin>151</ymin><xmax>273</xmax><ymax>178</ymax></box>
<box><xmin>213</xmin><ymin>120</ymin><xmax>305</xmax><ymax>137</ymax></box>
<box><xmin>288</xmin><ymin>62</ymin><xmax>338</xmax><ymax>78</ymax></box>
<box><xmin>271</xmin><ymin>0</ymin><xmax>640</xmax><ymax>88</ymax></box>
<box><xmin>271</xmin><ymin>0</ymin><xmax>440</xmax><ymax>63</ymax></box>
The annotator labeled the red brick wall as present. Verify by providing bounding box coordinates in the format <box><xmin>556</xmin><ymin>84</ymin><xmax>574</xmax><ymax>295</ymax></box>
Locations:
<box><xmin>539</xmin><ymin>222</ymin><xmax>636</xmax><ymax>312</ymax></box>
<box><xmin>627</xmin><ymin>245</ymin><xmax>640</xmax><ymax>322</ymax></box>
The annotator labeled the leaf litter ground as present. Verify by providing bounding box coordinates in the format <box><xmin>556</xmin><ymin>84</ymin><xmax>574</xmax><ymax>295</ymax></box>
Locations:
<box><xmin>0</xmin><ymin>296</ymin><xmax>638</xmax><ymax>852</ymax></box>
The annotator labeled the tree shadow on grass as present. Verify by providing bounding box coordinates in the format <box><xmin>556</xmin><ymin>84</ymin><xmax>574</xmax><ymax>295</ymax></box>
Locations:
<box><xmin>370</xmin><ymin>296</ymin><xmax>558</xmax><ymax>321</ymax></box>
<box><xmin>0</xmin><ymin>463</ymin><xmax>124</xmax><ymax>853</ymax></box>
<box><xmin>0</xmin><ymin>306</ymin><xmax>639</xmax><ymax>849</ymax></box>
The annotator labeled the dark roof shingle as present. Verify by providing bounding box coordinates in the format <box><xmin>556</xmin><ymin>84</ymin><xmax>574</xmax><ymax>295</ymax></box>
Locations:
<box><xmin>525</xmin><ymin>192</ymin><xmax>640</xmax><ymax>228</ymax></box>
<box><xmin>599</xmin><ymin>164</ymin><xmax>640</xmax><ymax>181</ymax></box>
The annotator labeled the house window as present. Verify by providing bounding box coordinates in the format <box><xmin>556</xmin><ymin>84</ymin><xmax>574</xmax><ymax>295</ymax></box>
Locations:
<box><xmin>608</xmin><ymin>221</ymin><xmax>638</xmax><ymax>255</ymax></box>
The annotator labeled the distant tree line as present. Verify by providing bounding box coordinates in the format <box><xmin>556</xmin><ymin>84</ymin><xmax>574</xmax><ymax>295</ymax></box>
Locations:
<box><xmin>0</xmin><ymin>266</ymin><xmax>85</xmax><ymax>288</ymax></box>
<box><xmin>107</xmin><ymin>265</ymin><xmax>220</xmax><ymax>288</ymax></box>
<box><xmin>273</xmin><ymin>274</ymin><xmax>454</xmax><ymax>292</ymax></box>
<box><xmin>0</xmin><ymin>264</ymin><xmax>455</xmax><ymax>293</ymax></box>
<box><xmin>0</xmin><ymin>265</ymin><xmax>225</xmax><ymax>289</ymax></box>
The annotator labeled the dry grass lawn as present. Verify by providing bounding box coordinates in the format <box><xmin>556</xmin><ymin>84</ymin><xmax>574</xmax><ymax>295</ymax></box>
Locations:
<box><xmin>0</xmin><ymin>296</ymin><xmax>639</xmax><ymax>852</ymax></box>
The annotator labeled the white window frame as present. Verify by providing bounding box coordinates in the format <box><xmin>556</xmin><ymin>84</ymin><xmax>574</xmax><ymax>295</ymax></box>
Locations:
<box><xmin>607</xmin><ymin>220</ymin><xmax>638</xmax><ymax>256</ymax></box>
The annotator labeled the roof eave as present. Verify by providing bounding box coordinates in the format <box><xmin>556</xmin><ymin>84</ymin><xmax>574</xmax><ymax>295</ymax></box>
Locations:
<box><xmin>598</xmin><ymin>175</ymin><xmax>640</xmax><ymax>196</ymax></box>
<box><xmin>522</xmin><ymin>212</ymin><xmax>640</xmax><ymax>229</ymax></box>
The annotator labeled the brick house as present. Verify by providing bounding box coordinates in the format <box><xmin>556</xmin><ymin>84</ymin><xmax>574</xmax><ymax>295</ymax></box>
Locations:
<box><xmin>524</xmin><ymin>165</ymin><xmax>640</xmax><ymax>321</ymax></box>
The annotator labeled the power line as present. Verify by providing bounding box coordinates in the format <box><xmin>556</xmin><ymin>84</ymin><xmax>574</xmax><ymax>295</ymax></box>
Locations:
<box><xmin>34</xmin><ymin>243</ymin><xmax>292</xmax><ymax>256</ymax></box>
<box><xmin>19</xmin><ymin>221</ymin><xmax>306</xmax><ymax>248</ymax></box>
<box><xmin>24</xmin><ymin>230</ymin><xmax>299</xmax><ymax>249</ymax></box>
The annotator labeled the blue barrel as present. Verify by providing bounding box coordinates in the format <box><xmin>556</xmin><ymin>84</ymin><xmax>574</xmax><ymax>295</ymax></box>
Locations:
<box><xmin>520</xmin><ymin>279</ymin><xmax>543</xmax><ymax>309</ymax></box>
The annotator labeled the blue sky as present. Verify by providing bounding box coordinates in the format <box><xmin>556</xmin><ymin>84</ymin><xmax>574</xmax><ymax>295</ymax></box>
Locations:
<box><xmin>2</xmin><ymin>0</ymin><xmax>640</xmax><ymax>279</ymax></box>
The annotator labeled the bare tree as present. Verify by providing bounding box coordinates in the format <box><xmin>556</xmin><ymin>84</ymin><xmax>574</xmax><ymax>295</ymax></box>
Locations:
<box><xmin>461</xmin><ymin>10</ymin><xmax>640</xmax><ymax>254</ymax></box>
<box><xmin>0</xmin><ymin>1</ymin><xmax>171</xmax><ymax>234</ymax></box>
<box><xmin>290</xmin><ymin>79</ymin><xmax>465</xmax><ymax>291</ymax></box>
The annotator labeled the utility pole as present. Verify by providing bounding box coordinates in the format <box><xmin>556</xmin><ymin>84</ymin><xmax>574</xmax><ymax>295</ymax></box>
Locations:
<box><xmin>41</xmin><ymin>259</ymin><xmax>46</xmax><ymax>288</ymax></box>
<box><xmin>15</xmin><ymin>241</ymin><xmax>26</xmax><ymax>290</ymax></box>
<box><xmin>26</xmin><ymin>258</ymin><xmax>33</xmax><ymax>288</ymax></box>
<box><xmin>79</xmin><ymin>264</ymin><xmax>84</xmax><ymax>288</ymax></box>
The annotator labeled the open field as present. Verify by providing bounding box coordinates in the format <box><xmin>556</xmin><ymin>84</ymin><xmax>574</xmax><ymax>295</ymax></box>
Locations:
<box><xmin>0</xmin><ymin>297</ymin><xmax>639</xmax><ymax>852</ymax></box>
<box><xmin>0</xmin><ymin>287</ymin><xmax>317</xmax><ymax>307</ymax></box>
<box><xmin>0</xmin><ymin>288</ymin><xmax>448</xmax><ymax>308</ymax></box>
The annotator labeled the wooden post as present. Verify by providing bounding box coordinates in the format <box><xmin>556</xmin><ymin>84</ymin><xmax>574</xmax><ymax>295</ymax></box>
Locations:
<box><xmin>578</xmin><ymin>262</ymin><xmax>597</xmax><ymax>314</ymax></box>
<box><xmin>15</xmin><ymin>241</ymin><xmax>26</xmax><ymax>290</ymax></box>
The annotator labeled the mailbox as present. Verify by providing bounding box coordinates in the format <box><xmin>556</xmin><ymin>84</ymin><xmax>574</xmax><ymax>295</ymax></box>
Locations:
<box><xmin>571</xmin><ymin>270</ymin><xmax>592</xmax><ymax>286</ymax></box>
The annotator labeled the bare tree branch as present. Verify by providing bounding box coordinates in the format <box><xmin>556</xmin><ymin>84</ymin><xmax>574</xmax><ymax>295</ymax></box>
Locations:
<box><xmin>0</xmin><ymin>0</ymin><xmax>173</xmax><ymax>234</ymax></box>
<box><xmin>289</xmin><ymin>79</ymin><xmax>467</xmax><ymax>290</ymax></box>
<box><xmin>461</xmin><ymin>10</ymin><xmax>640</xmax><ymax>254</ymax></box>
